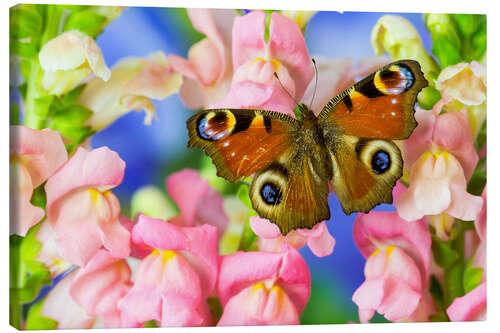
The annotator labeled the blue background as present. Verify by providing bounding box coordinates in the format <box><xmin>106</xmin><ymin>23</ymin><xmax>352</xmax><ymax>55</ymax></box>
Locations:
<box><xmin>92</xmin><ymin>8</ymin><xmax>433</xmax><ymax>323</ymax></box>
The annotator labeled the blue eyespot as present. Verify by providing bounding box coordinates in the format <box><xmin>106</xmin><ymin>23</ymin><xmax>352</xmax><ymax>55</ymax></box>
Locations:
<box><xmin>260</xmin><ymin>182</ymin><xmax>282</xmax><ymax>205</ymax></box>
<box><xmin>371</xmin><ymin>150</ymin><xmax>391</xmax><ymax>174</ymax></box>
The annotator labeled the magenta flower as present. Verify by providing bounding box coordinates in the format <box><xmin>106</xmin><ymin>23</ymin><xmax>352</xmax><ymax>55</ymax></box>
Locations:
<box><xmin>69</xmin><ymin>249</ymin><xmax>132</xmax><ymax>328</ymax></box>
<box><xmin>396</xmin><ymin>106</ymin><xmax>483</xmax><ymax>222</ymax></box>
<box><xmin>217</xmin><ymin>245</ymin><xmax>310</xmax><ymax>325</ymax></box>
<box><xmin>214</xmin><ymin>11</ymin><xmax>313</xmax><ymax>116</ymax></box>
<box><xmin>447</xmin><ymin>282</ymin><xmax>486</xmax><ymax>321</ymax></box>
<box><xmin>249</xmin><ymin>216</ymin><xmax>335</xmax><ymax>257</ymax></box>
<box><xmin>118</xmin><ymin>215</ymin><xmax>218</xmax><ymax>327</ymax></box>
<box><xmin>10</xmin><ymin>126</ymin><xmax>67</xmax><ymax>236</ymax></box>
<box><xmin>352</xmin><ymin>211</ymin><xmax>432</xmax><ymax>322</ymax></box>
<box><xmin>169</xmin><ymin>9</ymin><xmax>236</xmax><ymax>109</ymax></box>
<box><xmin>45</xmin><ymin>147</ymin><xmax>130</xmax><ymax>267</ymax></box>
<box><xmin>165</xmin><ymin>169</ymin><xmax>228</xmax><ymax>236</ymax></box>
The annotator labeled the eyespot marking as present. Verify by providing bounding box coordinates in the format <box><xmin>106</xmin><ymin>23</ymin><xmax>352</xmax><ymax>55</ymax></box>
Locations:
<box><xmin>260</xmin><ymin>182</ymin><xmax>282</xmax><ymax>205</ymax></box>
<box><xmin>371</xmin><ymin>150</ymin><xmax>391</xmax><ymax>174</ymax></box>
<box><xmin>375</xmin><ymin>64</ymin><xmax>415</xmax><ymax>95</ymax></box>
<box><xmin>196</xmin><ymin>110</ymin><xmax>236</xmax><ymax>141</ymax></box>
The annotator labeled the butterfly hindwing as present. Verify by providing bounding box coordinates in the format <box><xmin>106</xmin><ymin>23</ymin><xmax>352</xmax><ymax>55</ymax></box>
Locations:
<box><xmin>187</xmin><ymin>109</ymin><xmax>298</xmax><ymax>182</ymax></box>
<box><xmin>249</xmin><ymin>148</ymin><xmax>331</xmax><ymax>234</ymax></box>
<box><xmin>319</xmin><ymin>59</ymin><xmax>427</xmax><ymax>214</ymax></box>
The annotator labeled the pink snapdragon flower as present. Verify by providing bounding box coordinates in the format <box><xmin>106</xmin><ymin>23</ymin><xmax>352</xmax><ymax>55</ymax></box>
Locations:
<box><xmin>217</xmin><ymin>245</ymin><xmax>310</xmax><ymax>325</ymax></box>
<box><xmin>169</xmin><ymin>9</ymin><xmax>236</xmax><ymax>109</ymax></box>
<box><xmin>69</xmin><ymin>249</ymin><xmax>132</xmax><ymax>328</ymax></box>
<box><xmin>352</xmin><ymin>210</ymin><xmax>432</xmax><ymax>323</ymax></box>
<box><xmin>215</xmin><ymin>11</ymin><xmax>313</xmax><ymax>115</ymax></box>
<box><xmin>396</xmin><ymin>105</ymin><xmax>483</xmax><ymax>222</ymax></box>
<box><xmin>118</xmin><ymin>215</ymin><xmax>218</xmax><ymax>327</ymax></box>
<box><xmin>165</xmin><ymin>169</ymin><xmax>228</xmax><ymax>236</ymax></box>
<box><xmin>45</xmin><ymin>147</ymin><xmax>130</xmax><ymax>267</ymax></box>
<box><xmin>249</xmin><ymin>216</ymin><xmax>335</xmax><ymax>257</ymax></box>
<box><xmin>10</xmin><ymin>126</ymin><xmax>67</xmax><ymax>236</ymax></box>
<box><xmin>447</xmin><ymin>282</ymin><xmax>486</xmax><ymax>321</ymax></box>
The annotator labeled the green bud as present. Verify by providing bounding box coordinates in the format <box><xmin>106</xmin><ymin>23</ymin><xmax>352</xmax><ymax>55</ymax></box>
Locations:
<box><xmin>130</xmin><ymin>185</ymin><xmax>178</xmax><ymax>220</ymax></box>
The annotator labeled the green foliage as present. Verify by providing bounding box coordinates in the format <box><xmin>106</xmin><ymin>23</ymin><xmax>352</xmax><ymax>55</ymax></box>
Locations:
<box><xmin>237</xmin><ymin>184</ymin><xmax>253</xmax><ymax>209</ymax></box>
<box><xmin>431</xmin><ymin>236</ymin><xmax>459</xmax><ymax>269</ymax></box>
<box><xmin>63</xmin><ymin>10</ymin><xmax>107</xmax><ymax>38</ymax></box>
<box><xmin>467</xmin><ymin>157</ymin><xmax>486</xmax><ymax>196</ymax></box>
<box><xmin>206</xmin><ymin>297</ymin><xmax>223</xmax><ymax>324</ymax></box>
<box><xmin>10</xmin><ymin>5</ymin><xmax>43</xmax><ymax>58</ymax></box>
<box><xmin>424</xmin><ymin>13</ymin><xmax>486</xmax><ymax>68</ymax></box>
<box><xmin>24</xmin><ymin>301</ymin><xmax>58</xmax><ymax>330</ymax></box>
<box><xmin>30</xmin><ymin>185</ymin><xmax>47</xmax><ymax>211</ymax></box>
<box><xmin>475</xmin><ymin>119</ymin><xmax>486</xmax><ymax>151</ymax></box>
<box><xmin>236</xmin><ymin>184</ymin><xmax>259</xmax><ymax>251</ymax></box>
<box><xmin>11</xmin><ymin>102</ymin><xmax>20</xmax><ymax>126</ymax></box>
<box><xmin>292</xmin><ymin>104</ymin><xmax>303</xmax><ymax>120</ymax></box>
<box><xmin>463</xmin><ymin>255</ymin><xmax>484</xmax><ymax>294</ymax></box>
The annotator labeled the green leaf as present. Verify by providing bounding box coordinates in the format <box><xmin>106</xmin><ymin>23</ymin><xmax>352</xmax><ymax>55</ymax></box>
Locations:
<box><xmin>50</xmin><ymin>104</ymin><xmax>93</xmax><ymax>126</ymax></box>
<box><xmin>467</xmin><ymin>157</ymin><xmax>486</xmax><ymax>196</ymax></box>
<box><xmin>207</xmin><ymin>297</ymin><xmax>223</xmax><ymax>324</ymax></box>
<box><xmin>470</xmin><ymin>21</ymin><xmax>486</xmax><ymax>61</ymax></box>
<box><xmin>142</xmin><ymin>320</ymin><xmax>159</xmax><ymax>328</ymax></box>
<box><xmin>30</xmin><ymin>185</ymin><xmax>47</xmax><ymax>211</ymax></box>
<box><xmin>33</xmin><ymin>95</ymin><xmax>55</xmax><ymax>118</ymax></box>
<box><xmin>431</xmin><ymin>34</ymin><xmax>463</xmax><ymax>68</ymax></box>
<box><xmin>25</xmin><ymin>300</ymin><xmax>58</xmax><ymax>330</ymax></box>
<box><xmin>475</xmin><ymin>119</ymin><xmax>486</xmax><ymax>151</ymax></box>
<box><xmin>10</xmin><ymin>7</ymin><xmax>42</xmax><ymax>39</ymax></box>
<box><xmin>292</xmin><ymin>104</ymin><xmax>302</xmax><ymax>120</ymax></box>
<box><xmin>431</xmin><ymin>236</ymin><xmax>459</xmax><ymax>268</ymax></box>
<box><xmin>18</xmin><ymin>82</ymin><xmax>28</xmax><ymax>100</ymax></box>
<box><xmin>237</xmin><ymin>184</ymin><xmax>253</xmax><ymax>209</ymax></box>
<box><xmin>20</xmin><ymin>59</ymin><xmax>32</xmax><ymax>82</ymax></box>
<box><xmin>63</xmin><ymin>10</ymin><xmax>107</xmax><ymax>38</ymax></box>
<box><xmin>429</xmin><ymin>275</ymin><xmax>445</xmax><ymax>311</ymax></box>
<box><xmin>463</xmin><ymin>266</ymin><xmax>483</xmax><ymax>294</ymax></box>
<box><xmin>454</xmin><ymin>14</ymin><xmax>483</xmax><ymax>38</ymax></box>
<box><xmin>62</xmin><ymin>84</ymin><xmax>87</xmax><ymax>105</ymax></box>
<box><xmin>443</xmin><ymin>259</ymin><xmax>465</xmax><ymax>308</ymax></box>
<box><xmin>10</xmin><ymin>39</ymin><xmax>38</xmax><ymax>58</ymax></box>
<box><xmin>239</xmin><ymin>219</ymin><xmax>258</xmax><ymax>251</ymax></box>
<box><xmin>10</xmin><ymin>102</ymin><xmax>20</xmax><ymax>126</ymax></box>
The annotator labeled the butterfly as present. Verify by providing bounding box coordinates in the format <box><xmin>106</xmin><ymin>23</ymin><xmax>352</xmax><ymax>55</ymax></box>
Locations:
<box><xmin>186</xmin><ymin>59</ymin><xmax>428</xmax><ymax>234</ymax></box>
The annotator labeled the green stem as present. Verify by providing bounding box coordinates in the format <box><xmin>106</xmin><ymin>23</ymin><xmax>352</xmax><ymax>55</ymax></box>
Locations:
<box><xmin>23</xmin><ymin>5</ymin><xmax>64</xmax><ymax>129</ymax></box>
<box><xmin>443</xmin><ymin>221</ymin><xmax>466</xmax><ymax>308</ymax></box>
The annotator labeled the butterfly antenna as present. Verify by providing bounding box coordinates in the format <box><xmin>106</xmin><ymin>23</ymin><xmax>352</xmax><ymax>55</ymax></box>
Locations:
<box><xmin>309</xmin><ymin>58</ymin><xmax>319</xmax><ymax>108</ymax></box>
<box><xmin>273</xmin><ymin>72</ymin><xmax>300</xmax><ymax>108</ymax></box>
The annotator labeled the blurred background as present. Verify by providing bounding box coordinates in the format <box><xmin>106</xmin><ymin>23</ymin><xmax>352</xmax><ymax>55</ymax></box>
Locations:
<box><xmin>92</xmin><ymin>8</ymin><xmax>433</xmax><ymax>324</ymax></box>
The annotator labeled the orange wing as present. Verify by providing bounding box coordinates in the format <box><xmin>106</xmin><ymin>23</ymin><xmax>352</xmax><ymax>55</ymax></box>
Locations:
<box><xmin>186</xmin><ymin>109</ymin><xmax>298</xmax><ymax>182</ymax></box>
<box><xmin>319</xmin><ymin>59</ymin><xmax>428</xmax><ymax>140</ymax></box>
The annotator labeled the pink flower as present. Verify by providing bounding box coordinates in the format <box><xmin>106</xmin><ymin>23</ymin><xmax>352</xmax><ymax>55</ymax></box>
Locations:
<box><xmin>249</xmin><ymin>216</ymin><xmax>335</xmax><ymax>257</ymax></box>
<box><xmin>217</xmin><ymin>245</ymin><xmax>310</xmax><ymax>325</ymax></box>
<box><xmin>215</xmin><ymin>11</ymin><xmax>313</xmax><ymax>116</ymax></box>
<box><xmin>69</xmin><ymin>249</ymin><xmax>132</xmax><ymax>328</ymax></box>
<box><xmin>169</xmin><ymin>9</ymin><xmax>236</xmax><ymax>109</ymax></box>
<box><xmin>38</xmin><ymin>271</ymin><xmax>96</xmax><ymax>329</ymax></box>
<box><xmin>45</xmin><ymin>147</ymin><xmax>130</xmax><ymax>267</ymax></box>
<box><xmin>436</xmin><ymin>61</ymin><xmax>486</xmax><ymax>107</ymax></box>
<box><xmin>396</xmin><ymin>152</ymin><xmax>483</xmax><ymax>222</ymax></box>
<box><xmin>118</xmin><ymin>215</ymin><xmax>218</xmax><ymax>327</ymax></box>
<box><xmin>447</xmin><ymin>282</ymin><xmax>486</xmax><ymax>321</ymax></box>
<box><xmin>404</xmin><ymin>105</ymin><xmax>478</xmax><ymax>179</ymax></box>
<box><xmin>165</xmin><ymin>169</ymin><xmax>228</xmax><ymax>236</ymax></box>
<box><xmin>352</xmin><ymin>211</ymin><xmax>432</xmax><ymax>322</ymax></box>
<box><xmin>10</xmin><ymin>126</ymin><xmax>67</xmax><ymax>236</ymax></box>
<box><xmin>301</xmin><ymin>56</ymin><xmax>390</xmax><ymax>115</ymax></box>
<box><xmin>475</xmin><ymin>186</ymin><xmax>486</xmax><ymax>242</ymax></box>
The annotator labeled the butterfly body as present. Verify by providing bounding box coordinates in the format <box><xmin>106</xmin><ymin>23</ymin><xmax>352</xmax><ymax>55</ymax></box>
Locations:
<box><xmin>187</xmin><ymin>60</ymin><xmax>428</xmax><ymax>234</ymax></box>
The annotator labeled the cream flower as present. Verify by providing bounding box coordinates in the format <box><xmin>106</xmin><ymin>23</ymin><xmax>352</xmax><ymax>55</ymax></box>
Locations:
<box><xmin>39</xmin><ymin>30</ymin><xmax>110</xmax><ymax>95</ymax></box>
<box><xmin>78</xmin><ymin>51</ymin><xmax>182</xmax><ymax>130</ymax></box>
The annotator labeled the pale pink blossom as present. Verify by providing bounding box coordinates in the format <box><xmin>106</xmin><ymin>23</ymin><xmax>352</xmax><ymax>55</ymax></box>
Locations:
<box><xmin>45</xmin><ymin>147</ymin><xmax>130</xmax><ymax>267</ymax></box>
<box><xmin>118</xmin><ymin>215</ymin><xmax>218</xmax><ymax>327</ymax></box>
<box><xmin>217</xmin><ymin>245</ymin><xmax>310</xmax><ymax>325</ymax></box>
<box><xmin>166</xmin><ymin>169</ymin><xmax>228</xmax><ymax>236</ymax></box>
<box><xmin>475</xmin><ymin>186</ymin><xmax>486</xmax><ymax>242</ymax></box>
<box><xmin>70</xmin><ymin>250</ymin><xmax>132</xmax><ymax>328</ymax></box>
<box><xmin>302</xmin><ymin>56</ymin><xmax>390</xmax><ymax>115</ymax></box>
<box><xmin>39</xmin><ymin>271</ymin><xmax>96</xmax><ymax>329</ymax></box>
<box><xmin>396</xmin><ymin>152</ymin><xmax>483</xmax><ymax>222</ymax></box>
<box><xmin>79</xmin><ymin>51</ymin><xmax>182</xmax><ymax>130</ymax></box>
<box><xmin>10</xmin><ymin>126</ymin><xmax>67</xmax><ymax>236</ymax></box>
<box><xmin>39</xmin><ymin>30</ymin><xmax>110</xmax><ymax>95</ymax></box>
<box><xmin>169</xmin><ymin>9</ymin><xmax>236</xmax><ymax>108</ymax></box>
<box><xmin>31</xmin><ymin>221</ymin><xmax>72</xmax><ymax>277</ymax></box>
<box><xmin>436</xmin><ymin>61</ymin><xmax>486</xmax><ymax>107</ymax></box>
<box><xmin>403</xmin><ymin>105</ymin><xmax>478</xmax><ymax>179</ymax></box>
<box><xmin>215</xmin><ymin>11</ymin><xmax>313</xmax><ymax>116</ymax></box>
<box><xmin>352</xmin><ymin>210</ymin><xmax>432</xmax><ymax>322</ymax></box>
<box><xmin>250</xmin><ymin>216</ymin><xmax>335</xmax><ymax>257</ymax></box>
<box><xmin>447</xmin><ymin>282</ymin><xmax>486</xmax><ymax>321</ymax></box>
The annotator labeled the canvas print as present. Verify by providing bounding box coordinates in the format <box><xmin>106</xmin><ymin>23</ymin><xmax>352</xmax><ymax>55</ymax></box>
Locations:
<box><xmin>9</xmin><ymin>4</ymin><xmax>486</xmax><ymax>329</ymax></box>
